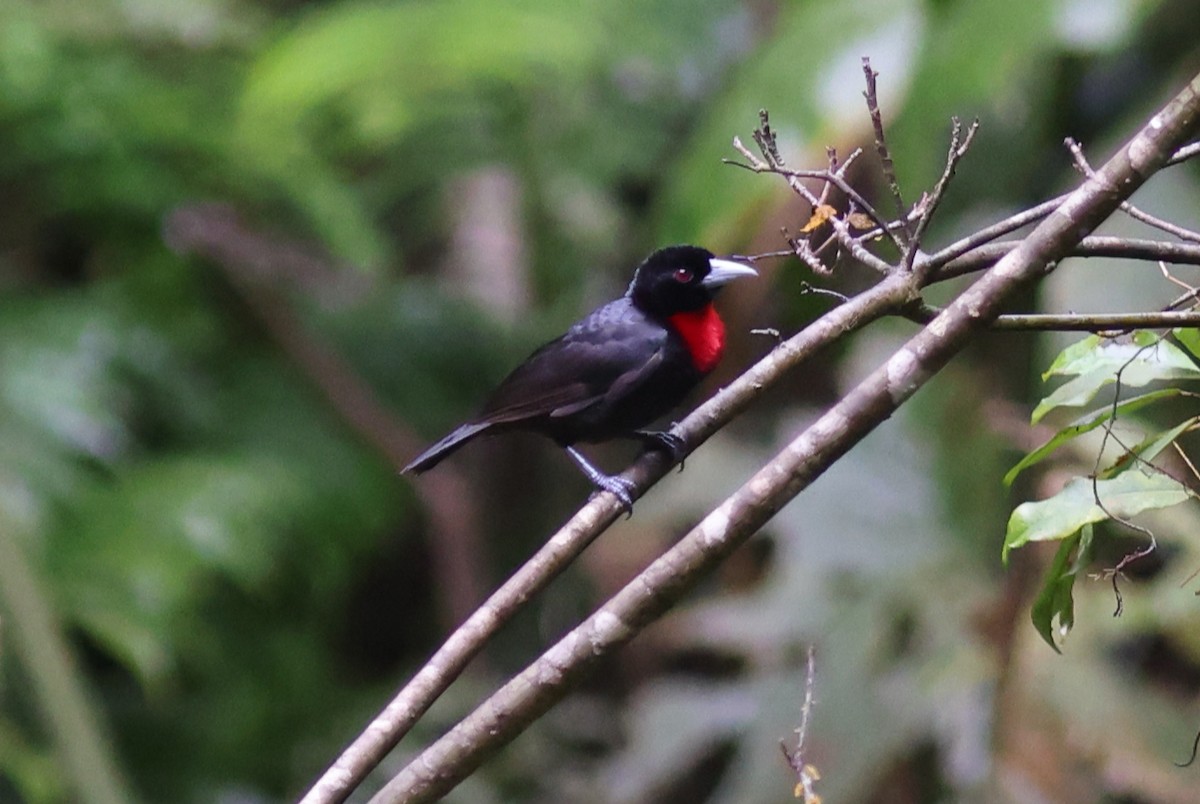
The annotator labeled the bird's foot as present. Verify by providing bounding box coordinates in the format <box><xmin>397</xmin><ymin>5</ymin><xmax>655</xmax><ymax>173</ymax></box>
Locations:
<box><xmin>566</xmin><ymin>445</ymin><xmax>637</xmax><ymax>516</ymax></box>
<box><xmin>635</xmin><ymin>428</ymin><xmax>687</xmax><ymax>471</ymax></box>
<box><xmin>590</xmin><ymin>473</ymin><xmax>637</xmax><ymax>517</ymax></box>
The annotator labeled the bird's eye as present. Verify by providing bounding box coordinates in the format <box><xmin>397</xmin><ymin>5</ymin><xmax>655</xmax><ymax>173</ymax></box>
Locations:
<box><xmin>673</xmin><ymin>268</ymin><xmax>693</xmax><ymax>283</ymax></box>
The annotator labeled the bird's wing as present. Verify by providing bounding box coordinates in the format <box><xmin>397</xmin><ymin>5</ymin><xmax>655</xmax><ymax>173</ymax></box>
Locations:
<box><xmin>475</xmin><ymin>303</ymin><xmax>668</xmax><ymax>425</ymax></box>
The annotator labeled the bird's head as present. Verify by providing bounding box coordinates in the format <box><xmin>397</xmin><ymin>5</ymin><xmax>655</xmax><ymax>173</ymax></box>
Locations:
<box><xmin>627</xmin><ymin>245</ymin><xmax>757</xmax><ymax>317</ymax></box>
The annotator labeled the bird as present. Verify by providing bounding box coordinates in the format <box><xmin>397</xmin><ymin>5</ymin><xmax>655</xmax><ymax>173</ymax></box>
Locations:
<box><xmin>402</xmin><ymin>245</ymin><xmax>757</xmax><ymax>509</ymax></box>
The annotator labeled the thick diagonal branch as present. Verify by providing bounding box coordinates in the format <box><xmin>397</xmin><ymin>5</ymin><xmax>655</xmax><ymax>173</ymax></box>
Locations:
<box><xmin>300</xmin><ymin>267</ymin><xmax>913</xmax><ymax>804</ymax></box>
<box><xmin>372</xmin><ymin>72</ymin><xmax>1200</xmax><ymax>804</ymax></box>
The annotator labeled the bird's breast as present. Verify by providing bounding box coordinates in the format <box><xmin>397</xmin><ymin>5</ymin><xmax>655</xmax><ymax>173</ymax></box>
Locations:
<box><xmin>666</xmin><ymin>304</ymin><xmax>725</xmax><ymax>373</ymax></box>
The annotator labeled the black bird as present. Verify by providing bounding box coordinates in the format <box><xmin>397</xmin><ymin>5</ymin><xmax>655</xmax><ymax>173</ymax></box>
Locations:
<box><xmin>403</xmin><ymin>245</ymin><xmax>756</xmax><ymax>508</ymax></box>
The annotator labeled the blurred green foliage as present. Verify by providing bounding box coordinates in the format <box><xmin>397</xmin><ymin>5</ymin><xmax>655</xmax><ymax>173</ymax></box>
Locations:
<box><xmin>2</xmin><ymin>0</ymin><xmax>1200</xmax><ymax>802</ymax></box>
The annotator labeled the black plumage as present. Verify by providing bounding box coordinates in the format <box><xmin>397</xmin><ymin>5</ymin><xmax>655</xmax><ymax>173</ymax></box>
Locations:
<box><xmin>403</xmin><ymin>245</ymin><xmax>756</xmax><ymax>507</ymax></box>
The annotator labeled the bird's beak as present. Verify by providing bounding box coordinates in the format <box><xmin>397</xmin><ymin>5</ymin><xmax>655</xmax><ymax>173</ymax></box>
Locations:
<box><xmin>703</xmin><ymin>258</ymin><xmax>758</xmax><ymax>289</ymax></box>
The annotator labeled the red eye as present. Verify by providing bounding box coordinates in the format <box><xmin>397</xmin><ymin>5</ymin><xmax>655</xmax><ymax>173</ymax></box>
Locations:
<box><xmin>673</xmin><ymin>268</ymin><xmax>693</xmax><ymax>283</ymax></box>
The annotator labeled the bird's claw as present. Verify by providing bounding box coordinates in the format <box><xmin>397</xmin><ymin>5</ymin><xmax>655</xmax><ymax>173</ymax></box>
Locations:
<box><xmin>593</xmin><ymin>474</ymin><xmax>637</xmax><ymax>517</ymax></box>
<box><xmin>636</xmin><ymin>429</ymin><xmax>687</xmax><ymax>471</ymax></box>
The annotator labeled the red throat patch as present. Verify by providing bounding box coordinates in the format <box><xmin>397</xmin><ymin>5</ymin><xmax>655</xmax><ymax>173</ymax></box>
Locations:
<box><xmin>667</xmin><ymin>304</ymin><xmax>725</xmax><ymax>373</ymax></box>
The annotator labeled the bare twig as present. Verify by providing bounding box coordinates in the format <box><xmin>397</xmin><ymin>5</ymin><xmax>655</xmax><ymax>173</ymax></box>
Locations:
<box><xmin>750</xmin><ymin>327</ymin><xmax>783</xmax><ymax>344</ymax></box>
<box><xmin>0</xmin><ymin>524</ymin><xmax>135</xmax><ymax>804</ymax></box>
<box><xmin>907</xmin><ymin>116</ymin><xmax>981</xmax><ymax>273</ymax></box>
<box><xmin>1067</xmin><ymin>137</ymin><xmax>1200</xmax><ymax>244</ymax></box>
<box><xmin>1166</xmin><ymin>285</ymin><xmax>1200</xmax><ymax>311</ymax></box>
<box><xmin>782</xmin><ymin>224</ymin><xmax>835</xmax><ymax>275</ymax></box>
<box><xmin>1088</xmin><ymin>335</ymin><xmax>1171</xmax><ymax>616</ymax></box>
<box><xmin>752</xmin><ymin>108</ymin><xmax>786</xmax><ymax>167</ymax></box>
<box><xmin>725</xmin><ymin>148</ymin><xmax>900</xmax><ymax>269</ymax></box>
<box><xmin>799</xmin><ymin>282</ymin><xmax>850</xmax><ymax>303</ymax></box>
<box><xmin>903</xmin><ymin>306</ymin><xmax>1200</xmax><ymax>331</ymax></box>
<box><xmin>925</xmin><ymin>196</ymin><xmax>1066</xmax><ymax>267</ymax></box>
<box><xmin>932</xmin><ymin>236</ymin><xmax>1200</xmax><ymax>281</ymax></box>
<box><xmin>727</xmin><ymin>132</ymin><xmax>886</xmax><ymax>247</ymax></box>
<box><xmin>780</xmin><ymin>645</ymin><xmax>821</xmax><ymax>803</ymax></box>
<box><xmin>735</xmin><ymin>231</ymin><xmax>1200</xmax><ymax>281</ymax></box>
<box><xmin>817</xmin><ymin>147</ymin><xmax>840</xmax><ymax>207</ymax></box>
<box><xmin>754</xmin><ymin>164</ymin><xmax>895</xmax><ymax>252</ymax></box>
<box><xmin>1159</xmin><ymin>259</ymin><xmax>1200</xmax><ymax>303</ymax></box>
<box><xmin>923</xmin><ymin>138</ymin><xmax>1200</xmax><ymax>272</ymax></box>
<box><xmin>1172</xmin><ymin>441</ymin><xmax>1200</xmax><ymax>483</ymax></box>
<box><xmin>1166</xmin><ymin>140</ymin><xmax>1200</xmax><ymax>165</ymax></box>
<box><xmin>862</xmin><ymin>57</ymin><xmax>910</xmax><ymax>243</ymax></box>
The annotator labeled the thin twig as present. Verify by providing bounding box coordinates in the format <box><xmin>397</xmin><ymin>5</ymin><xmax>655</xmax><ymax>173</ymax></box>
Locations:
<box><xmin>731</xmin><ymin>249</ymin><xmax>796</xmax><ymax>262</ymax></box>
<box><xmin>923</xmin><ymin>138</ymin><xmax>1200</xmax><ymax>273</ymax></box>
<box><xmin>0</xmin><ymin>525</ymin><xmax>135</xmax><ymax>804</ymax></box>
<box><xmin>1088</xmin><ymin>336</ymin><xmax>1169</xmax><ymax>616</ymax></box>
<box><xmin>1172</xmin><ymin>441</ymin><xmax>1200</xmax><ymax>484</ymax></box>
<box><xmin>907</xmin><ymin>116</ymin><xmax>981</xmax><ymax>273</ymax></box>
<box><xmin>768</xmin><ymin>165</ymin><xmax>896</xmax><ymax>251</ymax></box>
<box><xmin>1166</xmin><ymin>140</ymin><xmax>1200</xmax><ymax>166</ymax></box>
<box><xmin>931</xmin><ymin>236</ymin><xmax>1200</xmax><ymax>281</ymax></box>
<box><xmin>752</xmin><ymin>108</ymin><xmax>786</xmax><ymax>167</ymax></box>
<box><xmin>732</xmin><ymin>230</ymin><xmax>1200</xmax><ymax>295</ymax></box>
<box><xmin>924</xmin><ymin>196</ymin><xmax>1066</xmax><ymax>268</ymax></box>
<box><xmin>724</xmin><ymin>153</ymin><xmax>901</xmax><ymax>266</ymax></box>
<box><xmin>780</xmin><ymin>645</ymin><xmax>821</xmax><ymax>803</ymax></box>
<box><xmin>817</xmin><ymin>147</ymin><xmax>840</xmax><ymax>207</ymax></box>
<box><xmin>799</xmin><ymin>282</ymin><xmax>850</xmax><ymax>303</ymax></box>
<box><xmin>1159</xmin><ymin>260</ymin><xmax>1200</xmax><ymax>301</ymax></box>
<box><xmin>782</xmin><ymin>225</ymin><xmax>835</xmax><ymax>275</ymax></box>
<box><xmin>1067</xmin><ymin>137</ymin><xmax>1200</xmax><ymax>244</ymax></box>
<box><xmin>903</xmin><ymin>306</ymin><xmax>1200</xmax><ymax>331</ymax></box>
<box><xmin>862</xmin><ymin>57</ymin><xmax>910</xmax><ymax>243</ymax></box>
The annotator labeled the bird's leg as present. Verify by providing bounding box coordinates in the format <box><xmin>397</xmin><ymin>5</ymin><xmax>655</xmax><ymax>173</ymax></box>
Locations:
<box><xmin>632</xmin><ymin>428</ymin><xmax>687</xmax><ymax>470</ymax></box>
<box><xmin>564</xmin><ymin>445</ymin><xmax>636</xmax><ymax>514</ymax></box>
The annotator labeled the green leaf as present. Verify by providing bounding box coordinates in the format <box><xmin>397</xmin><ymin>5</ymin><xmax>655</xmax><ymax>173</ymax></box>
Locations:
<box><xmin>1043</xmin><ymin>331</ymin><xmax>1198</xmax><ymax>379</ymax></box>
<box><xmin>1032</xmin><ymin>368</ymin><xmax>1118</xmax><ymax>423</ymax></box>
<box><xmin>1030</xmin><ymin>526</ymin><xmax>1093</xmax><ymax>653</ymax></box>
<box><xmin>1003</xmin><ymin>471</ymin><xmax>1192</xmax><ymax>561</ymax></box>
<box><xmin>1032</xmin><ymin>332</ymin><xmax>1200</xmax><ymax>422</ymax></box>
<box><xmin>1099</xmin><ymin>415</ymin><xmax>1200</xmax><ymax>479</ymax></box>
<box><xmin>1172</xmin><ymin>327</ymin><xmax>1200</xmax><ymax>359</ymax></box>
<box><xmin>1007</xmin><ymin>388</ymin><xmax>1181</xmax><ymax>485</ymax></box>
<box><xmin>1043</xmin><ymin>334</ymin><xmax>1102</xmax><ymax>378</ymax></box>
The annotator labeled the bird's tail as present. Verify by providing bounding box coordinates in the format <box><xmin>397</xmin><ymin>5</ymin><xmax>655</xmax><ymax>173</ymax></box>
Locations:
<box><xmin>402</xmin><ymin>421</ymin><xmax>491</xmax><ymax>474</ymax></box>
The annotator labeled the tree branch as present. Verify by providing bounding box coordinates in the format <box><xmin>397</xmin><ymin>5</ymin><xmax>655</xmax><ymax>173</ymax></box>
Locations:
<box><xmin>1067</xmin><ymin>136</ymin><xmax>1200</xmax><ymax>244</ymax></box>
<box><xmin>725</xmin><ymin>139</ymin><xmax>899</xmax><ymax>270</ymax></box>
<box><xmin>299</xmin><ymin>260</ymin><xmax>913</xmax><ymax>804</ymax></box>
<box><xmin>907</xmin><ymin>116</ymin><xmax>980</xmax><ymax>273</ymax></box>
<box><xmin>923</xmin><ymin>140</ymin><xmax>1200</xmax><ymax>273</ymax></box>
<box><xmin>931</xmin><ymin>236</ymin><xmax>1200</xmax><ymax>280</ymax></box>
<box><xmin>862</xmin><ymin>56</ymin><xmax>910</xmax><ymax>243</ymax></box>
<box><xmin>370</xmin><ymin>69</ymin><xmax>1200</xmax><ymax>804</ymax></box>
<box><xmin>904</xmin><ymin>305</ymin><xmax>1200</xmax><ymax>331</ymax></box>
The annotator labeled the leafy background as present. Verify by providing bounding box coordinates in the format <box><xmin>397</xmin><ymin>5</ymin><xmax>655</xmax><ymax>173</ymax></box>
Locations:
<box><xmin>2</xmin><ymin>0</ymin><xmax>1200</xmax><ymax>801</ymax></box>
